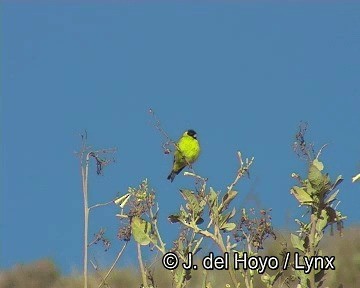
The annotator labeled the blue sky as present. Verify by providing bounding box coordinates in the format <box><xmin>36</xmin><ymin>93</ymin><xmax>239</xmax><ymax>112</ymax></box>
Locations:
<box><xmin>1</xmin><ymin>2</ymin><xmax>360</xmax><ymax>275</ymax></box>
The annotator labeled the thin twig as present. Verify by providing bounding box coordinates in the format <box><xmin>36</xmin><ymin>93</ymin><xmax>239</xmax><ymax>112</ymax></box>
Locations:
<box><xmin>227</xmin><ymin>152</ymin><xmax>254</xmax><ymax>193</ymax></box>
<box><xmin>89</xmin><ymin>200</ymin><xmax>115</xmax><ymax>211</ymax></box>
<box><xmin>90</xmin><ymin>260</ymin><xmax>112</xmax><ymax>288</ymax></box>
<box><xmin>316</xmin><ymin>143</ymin><xmax>328</xmax><ymax>160</ymax></box>
<box><xmin>183</xmin><ymin>171</ymin><xmax>208</xmax><ymax>195</ymax></box>
<box><xmin>98</xmin><ymin>242</ymin><xmax>128</xmax><ymax>288</ymax></box>
<box><xmin>149</xmin><ymin>108</ymin><xmax>173</xmax><ymax>141</ymax></box>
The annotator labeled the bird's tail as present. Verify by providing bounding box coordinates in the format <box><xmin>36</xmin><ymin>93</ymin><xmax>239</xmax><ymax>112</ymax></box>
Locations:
<box><xmin>167</xmin><ymin>167</ymin><xmax>185</xmax><ymax>182</ymax></box>
<box><xmin>167</xmin><ymin>171</ymin><xmax>177</xmax><ymax>182</ymax></box>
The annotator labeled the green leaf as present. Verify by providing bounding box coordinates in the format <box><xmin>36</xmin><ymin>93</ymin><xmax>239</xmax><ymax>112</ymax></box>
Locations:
<box><xmin>325</xmin><ymin>189</ymin><xmax>340</xmax><ymax>205</ymax></box>
<box><xmin>290</xmin><ymin>233</ymin><xmax>305</xmax><ymax>252</ymax></box>
<box><xmin>179</xmin><ymin>205</ymin><xmax>190</xmax><ymax>219</ymax></box>
<box><xmin>208</xmin><ymin>187</ymin><xmax>218</xmax><ymax>208</ymax></box>
<box><xmin>316</xmin><ymin>209</ymin><xmax>328</xmax><ymax>233</ymax></box>
<box><xmin>291</xmin><ymin>186</ymin><xmax>314</xmax><ymax>205</ymax></box>
<box><xmin>308</xmin><ymin>163</ymin><xmax>324</xmax><ymax>188</ymax></box>
<box><xmin>219</xmin><ymin>208</ymin><xmax>236</xmax><ymax>227</ymax></box>
<box><xmin>322</xmin><ymin>174</ymin><xmax>332</xmax><ymax>191</ymax></box>
<box><xmin>208</xmin><ymin>188</ymin><xmax>219</xmax><ymax>220</ymax></box>
<box><xmin>331</xmin><ymin>175</ymin><xmax>344</xmax><ymax>190</ymax></box>
<box><xmin>114</xmin><ymin>193</ymin><xmax>131</xmax><ymax>208</ymax></box>
<box><xmin>218</xmin><ymin>190</ymin><xmax>238</xmax><ymax>213</ymax></box>
<box><xmin>180</xmin><ymin>189</ymin><xmax>200</xmax><ymax>214</ymax></box>
<box><xmin>352</xmin><ymin>173</ymin><xmax>360</xmax><ymax>183</ymax></box>
<box><xmin>228</xmin><ymin>207</ymin><xmax>236</xmax><ymax>220</ymax></box>
<box><xmin>305</xmin><ymin>181</ymin><xmax>317</xmax><ymax>196</ymax></box>
<box><xmin>313</xmin><ymin>159</ymin><xmax>324</xmax><ymax>171</ymax></box>
<box><xmin>131</xmin><ymin>217</ymin><xmax>155</xmax><ymax>246</ymax></box>
<box><xmin>220</xmin><ymin>222</ymin><xmax>236</xmax><ymax>232</ymax></box>
<box><xmin>199</xmin><ymin>199</ymin><xmax>207</xmax><ymax>209</ymax></box>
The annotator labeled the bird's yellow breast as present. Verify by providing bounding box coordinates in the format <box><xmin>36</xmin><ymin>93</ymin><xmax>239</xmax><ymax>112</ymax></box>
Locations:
<box><xmin>177</xmin><ymin>135</ymin><xmax>200</xmax><ymax>163</ymax></box>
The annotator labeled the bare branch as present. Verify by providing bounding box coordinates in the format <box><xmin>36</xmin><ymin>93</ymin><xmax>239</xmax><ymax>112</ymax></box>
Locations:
<box><xmin>316</xmin><ymin>143</ymin><xmax>328</xmax><ymax>160</ymax></box>
<box><xmin>227</xmin><ymin>152</ymin><xmax>255</xmax><ymax>193</ymax></box>
<box><xmin>89</xmin><ymin>200</ymin><xmax>115</xmax><ymax>211</ymax></box>
<box><xmin>98</xmin><ymin>242</ymin><xmax>128</xmax><ymax>288</ymax></box>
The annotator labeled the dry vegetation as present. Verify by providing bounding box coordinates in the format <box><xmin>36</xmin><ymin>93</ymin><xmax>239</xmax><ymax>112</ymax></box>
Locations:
<box><xmin>1</xmin><ymin>226</ymin><xmax>359</xmax><ymax>288</ymax></box>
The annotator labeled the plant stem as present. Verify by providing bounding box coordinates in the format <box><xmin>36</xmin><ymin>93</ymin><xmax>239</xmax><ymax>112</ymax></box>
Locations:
<box><xmin>308</xmin><ymin>213</ymin><xmax>317</xmax><ymax>288</ymax></box>
<box><xmin>81</xmin><ymin>152</ymin><xmax>91</xmax><ymax>288</ymax></box>
<box><xmin>149</xmin><ymin>205</ymin><xmax>166</xmax><ymax>254</ymax></box>
<box><xmin>82</xmin><ymin>152</ymin><xmax>91</xmax><ymax>288</ymax></box>
<box><xmin>137</xmin><ymin>243</ymin><xmax>148</xmax><ymax>288</ymax></box>
<box><xmin>215</xmin><ymin>226</ymin><xmax>238</xmax><ymax>288</ymax></box>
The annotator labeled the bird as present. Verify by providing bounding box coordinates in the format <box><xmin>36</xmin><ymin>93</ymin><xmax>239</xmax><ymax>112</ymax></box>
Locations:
<box><xmin>167</xmin><ymin>129</ymin><xmax>200</xmax><ymax>182</ymax></box>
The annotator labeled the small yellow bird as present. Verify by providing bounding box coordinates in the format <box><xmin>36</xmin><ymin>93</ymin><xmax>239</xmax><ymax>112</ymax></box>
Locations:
<box><xmin>167</xmin><ymin>129</ymin><xmax>201</xmax><ymax>182</ymax></box>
